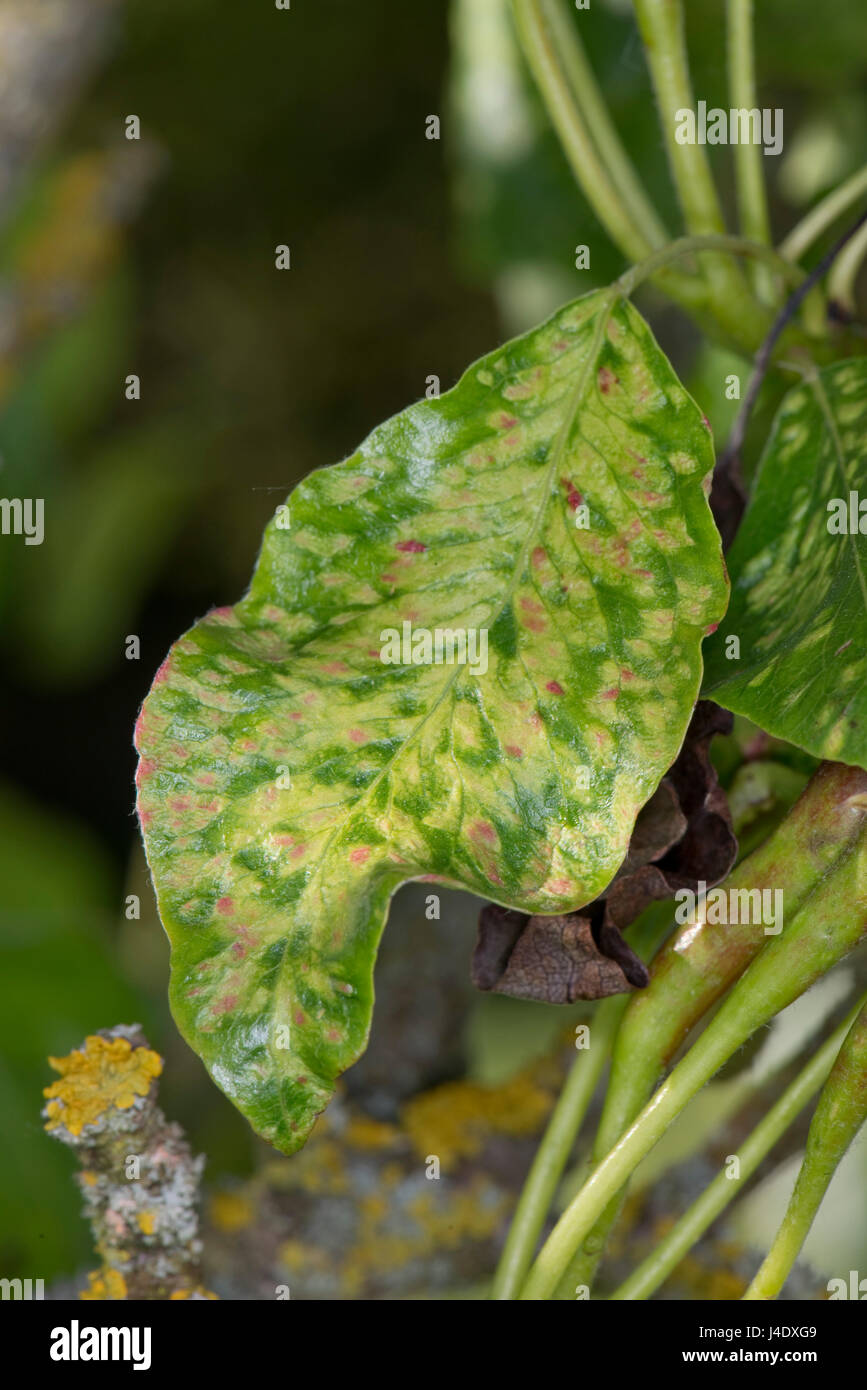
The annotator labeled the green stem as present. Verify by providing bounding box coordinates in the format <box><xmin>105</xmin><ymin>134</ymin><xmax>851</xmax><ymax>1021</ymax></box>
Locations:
<box><xmin>491</xmin><ymin>995</ymin><xmax>627</xmax><ymax>1299</ymax></box>
<box><xmin>511</xmin><ymin>0</ymin><xmax>704</xmax><ymax>313</ymax></box>
<box><xmin>779</xmin><ymin>164</ymin><xmax>867</xmax><ymax>263</ymax></box>
<box><xmin>631</xmin><ymin>0</ymin><xmax>769</xmax><ymax>343</ymax></box>
<box><xmin>827</xmin><ymin>217</ymin><xmax>867</xmax><ymax>314</ymax></box>
<box><xmin>744</xmin><ymin>999</ymin><xmax>867</xmax><ymax>1300</ymax></box>
<box><xmin>547</xmin><ymin>763</ymin><xmax>867</xmax><ymax>1298</ymax></box>
<box><xmin>519</xmin><ymin>813</ymin><xmax>867</xmax><ymax>1299</ymax></box>
<box><xmin>542</xmin><ymin>0</ymin><xmax>669</xmax><ymax>248</ymax></box>
<box><xmin>726</xmin><ymin>0</ymin><xmax>773</xmax><ymax>300</ymax></box>
<box><xmin>491</xmin><ymin>908</ymin><xmax>672</xmax><ymax>1299</ymax></box>
<box><xmin>611</xmin><ymin>994</ymin><xmax>867</xmax><ymax>1301</ymax></box>
<box><xmin>616</xmin><ymin>234</ymin><xmax>802</xmax><ymax>298</ymax></box>
<box><xmin>512</xmin><ymin>0</ymin><xmax>653</xmax><ymax>264</ymax></box>
<box><xmin>632</xmin><ymin>0</ymin><xmax>725</xmax><ymax>236</ymax></box>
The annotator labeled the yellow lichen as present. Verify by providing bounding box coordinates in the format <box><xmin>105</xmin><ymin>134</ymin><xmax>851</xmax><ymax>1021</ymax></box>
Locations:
<box><xmin>279</xmin><ymin>1239</ymin><xmax>330</xmax><ymax>1273</ymax></box>
<box><xmin>340</xmin><ymin>1174</ymin><xmax>509</xmax><ymax>1295</ymax></box>
<box><xmin>401</xmin><ymin>1072</ymin><xmax>553</xmax><ymax>1170</ymax></box>
<box><xmin>344</xmin><ymin>1116</ymin><xmax>401</xmax><ymax>1151</ymax></box>
<box><xmin>169</xmin><ymin>1287</ymin><xmax>219</xmax><ymax>1300</ymax></box>
<box><xmin>137</xmin><ymin>1211</ymin><xmax>157</xmax><ymax>1236</ymax></box>
<box><xmin>209</xmin><ymin>1190</ymin><xmax>255</xmax><ymax>1233</ymax></box>
<box><xmin>43</xmin><ymin>1035</ymin><xmax>162</xmax><ymax>1136</ymax></box>
<box><xmin>80</xmin><ymin>1267</ymin><xmax>128</xmax><ymax>1301</ymax></box>
<box><xmin>274</xmin><ymin>1138</ymin><xmax>349</xmax><ymax>1195</ymax></box>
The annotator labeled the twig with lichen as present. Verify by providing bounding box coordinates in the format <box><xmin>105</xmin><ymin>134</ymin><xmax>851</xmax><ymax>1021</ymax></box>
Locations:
<box><xmin>43</xmin><ymin>1024</ymin><xmax>214</xmax><ymax>1300</ymax></box>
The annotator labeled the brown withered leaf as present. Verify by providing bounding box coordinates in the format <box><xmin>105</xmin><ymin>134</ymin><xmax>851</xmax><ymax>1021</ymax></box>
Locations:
<box><xmin>473</xmin><ymin>905</ymin><xmax>637</xmax><ymax>1002</ymax></box>
<box><xmin>472</xmin><ymin>701</ymin><xmax>736</xmax><ymax>1003</ymax></box>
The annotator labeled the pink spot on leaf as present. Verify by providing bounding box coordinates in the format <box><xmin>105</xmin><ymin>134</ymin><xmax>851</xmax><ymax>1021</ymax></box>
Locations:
<box><xmin>560</xmin><ymin>477</ymin><xmax>584</xmax><ymax>510</ymax></box>
<box><xmin>470</xmin><ymin>821</ymin><xmax>497</xmax><ymax>843</ymax></box>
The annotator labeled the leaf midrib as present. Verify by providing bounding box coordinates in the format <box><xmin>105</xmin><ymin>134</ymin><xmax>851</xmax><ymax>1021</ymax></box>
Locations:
<box><xmin>265</xmin><ymin>293</ymin><xmax>620</xmax><ymax>1103</ymax></box>
<box><xmin>273</xmin><ymin>292</ymin><xmax>619</xmax><ymax>900</ymax></box>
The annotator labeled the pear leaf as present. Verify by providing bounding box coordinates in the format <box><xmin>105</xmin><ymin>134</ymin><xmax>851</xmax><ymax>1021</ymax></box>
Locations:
<box><xmin>703</xmin><ymin>359</ymin><xmax>867</xmax><ymax>767</ymax></box>
<box><xmin>136</xmin><ymin>289</ymin><xmax>727</xmax><ymax>1152</ymax></box>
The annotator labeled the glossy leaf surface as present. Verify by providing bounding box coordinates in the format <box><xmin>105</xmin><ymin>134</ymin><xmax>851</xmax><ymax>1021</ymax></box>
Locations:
<box><xmin>136</xmin><ymin>289</ymin><xmax>726</xmax><ymax>1151</ymax></box>
<box><xmin>703</xmin><ymin>360</ymin><xmax>867</xmax><ymax>768</ymax></box>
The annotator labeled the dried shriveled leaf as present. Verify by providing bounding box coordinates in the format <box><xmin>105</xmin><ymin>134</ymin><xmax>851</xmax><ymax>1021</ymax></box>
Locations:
<box><xmin>703</xmin><ymin>360</ymin><xmax>867</xmax><ymax>769</ymax></box>
<box><xmin>136</xmin><ymin>289</ymin><xmax>727</xmax><ymax>1152</ymax></box>
<box><xmin>473</xmin><ymin>702</ymin><xmax>736</xmax><ymax>1001</ymax></box>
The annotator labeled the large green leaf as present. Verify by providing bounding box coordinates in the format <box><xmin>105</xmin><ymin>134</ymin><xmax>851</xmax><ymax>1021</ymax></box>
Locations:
<box><xmin>136</xmin><ymin>289</ymin><xmax>727</xmax><ymax>1152</ymax></box>
<box><xmin>703</xmin><ymin>359</ymin><xmax>867</xmax><ymax>768</ymax></box>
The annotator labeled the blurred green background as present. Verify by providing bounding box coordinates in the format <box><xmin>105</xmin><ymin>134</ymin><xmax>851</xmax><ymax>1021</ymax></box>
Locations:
<box><xmin>1</xmin><ymin>0</ymin><xmax>866</xmax><ymax>1287</ymax></box>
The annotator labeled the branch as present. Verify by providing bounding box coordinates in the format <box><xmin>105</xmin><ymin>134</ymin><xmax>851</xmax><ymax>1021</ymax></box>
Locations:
<box><xmin>43</xmin><ymin>1025</ymin><xmax>213</xmax><ymax>1301</ymax></box>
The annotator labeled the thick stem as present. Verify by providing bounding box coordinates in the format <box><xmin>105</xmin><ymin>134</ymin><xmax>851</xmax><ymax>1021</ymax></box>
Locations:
<box><xmin>491</xmin><ymin>909</ymin><xmax>671</xmax><ymax>1299</ymax></box>
<box><xmin>631</xmin><ymin>0</ymin><xmax>762</xmax><ymax>338</ymax></box>
<box><xmin>490</xmin><ymin>995</ymin><xmax>626</xmax><ymax>1299</ymax></box>
<box><xmin>557</xmin><ymin>762</ymin><xmax>867</xmax><ymax>1296</ymax></box>
<box><xmin>512</xmin><ymin>0</ymin><xmax>653</xmax><ymax>264</ymax></box>
<box><xmin>744</xmin><ymin>1000</ymin><xmax>867</xmax><ymax>1300</ymax></box>
<box><xmin>632</xmin><ymin>0</ymin><xmax>724</xmax><ymax>235</ymax></box>
<box><xmin>520</xmin><ymin>774</ymin><xmax>867</xmax><ymax>1299</ymax></box>
<box><xmin>542</xmin><ymin>0</ymin><xmax>669</xmax><ymax>248</ymax></box>
<box><xmin>511</xmin><ymin>0</ymin><xmax>705</xmax><ymax>315</ymax></box>
<box><xmin>726</xmin><ymin>0</ymin><xmax>772</xmax><ymax>299</ymax></box>
<box><xmin>611</xmin><ymin>994</ymin><xmax>867</xmax><ymax>1300</ymax></box>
